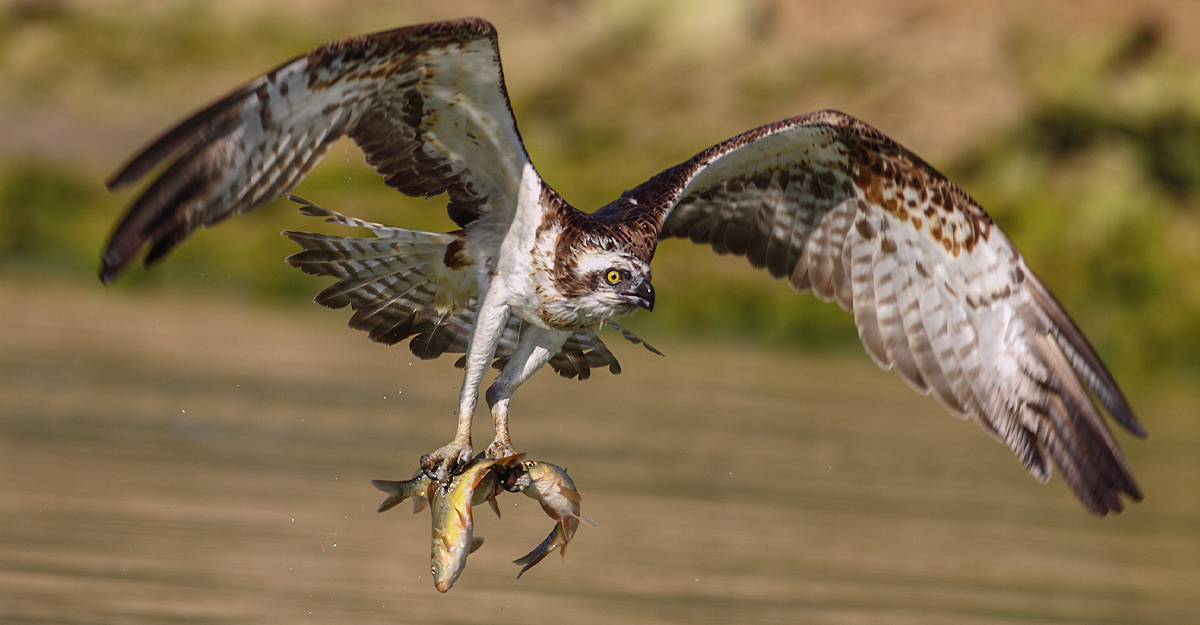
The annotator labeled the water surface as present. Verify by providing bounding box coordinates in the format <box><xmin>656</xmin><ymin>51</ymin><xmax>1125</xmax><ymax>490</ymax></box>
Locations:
<box><xmin>1</xmin><ymin>280</ymin><xmax>1196</xmax><ymax>624</ymax></box>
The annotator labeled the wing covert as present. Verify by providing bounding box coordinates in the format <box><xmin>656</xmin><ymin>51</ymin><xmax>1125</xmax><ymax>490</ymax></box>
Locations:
<box><xmin>627</xmin><ymin>109</ymin><xmax>1144</xmax><ymax>515</ymax></box>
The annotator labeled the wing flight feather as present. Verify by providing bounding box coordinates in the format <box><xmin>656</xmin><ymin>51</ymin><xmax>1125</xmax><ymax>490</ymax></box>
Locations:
<box><xmin>625</xmin><ymin>109</ymin><xmax>1143</xmax><ymax>515</ymax></box>
<box><xmin>104</xmin><ymin>17</ymin><xmax>528</xmax><ymax>282</ymax></box>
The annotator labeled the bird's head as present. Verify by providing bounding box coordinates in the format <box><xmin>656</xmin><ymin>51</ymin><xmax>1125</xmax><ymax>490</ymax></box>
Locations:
<box><xmin>562</xmin><ymin>243</ymin><xmax>654</xmax><ymax>318</ymax></box>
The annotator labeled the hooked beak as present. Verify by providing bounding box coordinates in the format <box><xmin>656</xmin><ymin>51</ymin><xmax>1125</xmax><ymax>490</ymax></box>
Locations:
<box><xmin>621</xmin><ymin>278</ymin><xmax>655</xmax><ymax>311</ymax></box>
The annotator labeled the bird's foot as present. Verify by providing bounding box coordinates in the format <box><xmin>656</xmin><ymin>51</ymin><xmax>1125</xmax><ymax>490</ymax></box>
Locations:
<box><xmin>483</xmin><ymin>438</ymin><xmax>516</xmax><ymax>461</ymax></box>
<box><xmin>421</xmin><ymin>440</ymin><xmax>474</xmax><ymax>482</ymax></box>
<box><xmin>483</xmin><ymin>438</ymin><xmax>526</xmax><ymax>491</ymax></box>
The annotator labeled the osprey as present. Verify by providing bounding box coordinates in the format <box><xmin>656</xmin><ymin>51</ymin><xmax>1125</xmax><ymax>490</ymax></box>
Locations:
<box><xmin>102</xmin><ymin>18</ymin><xmax>1144</xmax><ymax>515</ymax></box>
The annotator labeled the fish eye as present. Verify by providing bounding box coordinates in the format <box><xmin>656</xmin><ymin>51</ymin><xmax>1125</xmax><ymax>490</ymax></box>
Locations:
<box><xmin>605</xmin><ymin>269</ymin><xmax>623</xmax><ymax>285</ymax></box>
<box><xmin>431</xmin><ymin>564</ymin><xmax>437</xmax><ymax>574</ymax></box>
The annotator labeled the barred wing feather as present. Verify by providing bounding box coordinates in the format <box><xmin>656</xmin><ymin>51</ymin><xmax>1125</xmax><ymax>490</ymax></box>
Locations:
<box><xmin>633</xmin><ymin>109</ymin><xmax>1144</xmax><ymax>516</ymax></box>
<box><xmin>283</xmin><ymin>198</ymin><xmax>622</xmax><ymax>381</ymax></box>
<box><xmin>103</xmin><ymin>17</ymin><xmax>528</xmax><ymax>282</ymax></box>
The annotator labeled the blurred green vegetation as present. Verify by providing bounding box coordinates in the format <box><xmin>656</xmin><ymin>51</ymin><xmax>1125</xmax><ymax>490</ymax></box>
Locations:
<box><xmin>951</xmin><ymin>20</ymin><xmax>1200</xmax><ymax>374</ymax></box>
<box><xmin>1</xmin><ymin>2</ymin><xmax>1197</xmax><ymax>378</ymax></box>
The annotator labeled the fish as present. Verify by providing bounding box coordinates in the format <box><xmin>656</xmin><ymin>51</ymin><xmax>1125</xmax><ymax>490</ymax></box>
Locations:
<box><xmin>372</xmin><ymin>467</ymin><xmax>504</xmax><ymax>518</ymax></box>
<box><xmin>515</xmin><ymin>460</ymin><xmax>595</xmax><ymax>529</ymax></box>
<box><xmin>370</xmin><ymin>469</ymin><xmax>435</xmax><ymax>514</ymax></box>
<box><xmin>511</xmin><ymin>460</ymin><xmax>595</xmax><ymax>577</ymax></box>
<box><xmin>429</xmin><ymin>454</ymin><xmax>523</xmax><ymax>592</ymax></box>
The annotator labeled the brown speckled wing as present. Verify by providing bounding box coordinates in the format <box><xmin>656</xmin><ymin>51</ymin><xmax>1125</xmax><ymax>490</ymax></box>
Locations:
<box><xmin>626</xmin><ymin>109</ymin><xmax>1144</xmax><ymax>515</ymax></box>
<box><xmin>104</xmin><ymin>17</ymin><xmax>528</xmax><ymax>282</ymax></box>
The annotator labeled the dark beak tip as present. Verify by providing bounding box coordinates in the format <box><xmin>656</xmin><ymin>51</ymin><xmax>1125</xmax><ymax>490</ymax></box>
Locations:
<box><xmin>637</xmin><ymin>280</ymin><xmax>654</xmax><ymax>311</ymax></box>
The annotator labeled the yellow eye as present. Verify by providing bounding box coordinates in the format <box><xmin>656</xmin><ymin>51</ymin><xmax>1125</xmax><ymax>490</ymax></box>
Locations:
<box><xmin>605</xmin><ymin>270</ymin><xmax>622</xmax><ymax>284</ymax></box>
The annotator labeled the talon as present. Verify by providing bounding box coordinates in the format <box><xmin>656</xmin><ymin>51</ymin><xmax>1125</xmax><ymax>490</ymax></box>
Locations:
<box><xmin>421</xmin><ymin>441</ymin><xmax>474</xmax><ymax>482</ymax></box>
<box><xmin>482</xmin><ymin>439</ymin><xmax>524</xmax><ymax>490</ymax></box>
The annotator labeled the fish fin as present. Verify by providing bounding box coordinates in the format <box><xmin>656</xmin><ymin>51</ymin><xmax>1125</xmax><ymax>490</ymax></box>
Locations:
<box><xmin>578</xmin><ymin>515</ymin><xmax>597</xmax><ymax>528</ymax></box>
<box><xmin>513</xmin><ymin>523</ymin><xmax>565</xmax><ymax>578</ymax></box>
<box><xmin>560</xmin><ymin>487</ymin><xmax>582</xmax><ymax>502</ymax></box>
<box><xmin>488</xmin><ymin>496</ymin><xmax>501</xmax><ymax>519</ymax></box>
<box><xmin>467</xmin><ymin>452</ymin><xmax>525</xmax><ymax>490</ymax></box>
<box><xmin>370</xmin><ymin>479</ymin><xmax>406</xmax><ymax>513</ymax></box>
<box><xmin>513</xmin><ymin>544</ymin><xmax>551</xmax><ymax>579</ymax></box>
<box><xmin>433</xmin><ymin>527</ymin><xmax>452</xmax><ymax>549</ymax></box>
<box><xmin>469</xmin><ymin>536</ymin><xmax>485</xmax><ymax>554</ymax></box>
<box><xmin>468</xmin><ymin>466</ymin><xmax>496</xmax><ymax>490</ymax></box>
<box><xmin>411</xmin><ymin>499</ymin><xmax>428</xmax><ymax>514</ymax></box>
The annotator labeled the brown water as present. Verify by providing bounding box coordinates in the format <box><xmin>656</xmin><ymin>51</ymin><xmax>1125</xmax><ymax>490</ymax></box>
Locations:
<box><xmin>1</xmin><ymin>279</ymin><xmax>1197</xmax><ymax>624</ymax></box>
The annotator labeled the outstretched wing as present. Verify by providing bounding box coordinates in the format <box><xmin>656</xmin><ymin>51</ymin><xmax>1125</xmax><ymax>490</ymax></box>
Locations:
<box><xmin>103</xmin><ymin>17</ymin><xmax>528</xmax><ymax>282</ymax></box>
<box><xmin>626</xmin><ymin>109</ymin><xmax>1145</xmax><ymax>516</ymax></box>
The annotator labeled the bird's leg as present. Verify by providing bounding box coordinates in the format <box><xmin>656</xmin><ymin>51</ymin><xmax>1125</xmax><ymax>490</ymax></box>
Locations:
<box><xmin>422</xmin><ymin>287</ymin><xmax>512</xmax><ymax>481</ymax></box>
<box><xmin>483</xmin><ymin>325</ymin><xmax>571</xmax><ymax>460</ymax></box>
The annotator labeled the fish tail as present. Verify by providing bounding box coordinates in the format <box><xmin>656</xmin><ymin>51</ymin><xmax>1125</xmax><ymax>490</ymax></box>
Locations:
<box><xmin>513</xmin><ymin>522</ymin><xmax>567</xmax><ymax>578</ymax></box>
<box><xmin>513</xmin><ymin>546</ymin><xmax>551</xmax><ymax>579</ymax></box>
<box><xmin>371</xmin><ymin>479</ymin><xmax>408</xmax><ymax>513</ymax></box>
<box><xmin>371</xmin><ymin>477</ymin><xmax>429</xmax><ymax>513</ymax></box>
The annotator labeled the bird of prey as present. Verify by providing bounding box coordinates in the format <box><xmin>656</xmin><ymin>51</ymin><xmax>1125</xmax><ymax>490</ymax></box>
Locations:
<box><xmin>102</xmin><ymin>17</ymin><xmax>1144</xmax><ymax>515</ymax></box>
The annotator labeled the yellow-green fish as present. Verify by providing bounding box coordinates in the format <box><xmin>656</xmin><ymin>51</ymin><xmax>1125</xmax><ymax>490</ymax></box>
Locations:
<box><xmin>372</xmin><ymin>468</ymin><xmax>503</xmax><ymax>518</ymax></box>
<box><xmin>371</xmin><ymin>469</ymin><xmax>435</xmax><ymax>514</ymax></box>
<box><xmin>511</xmin><ymin>460</ymin><xmax>595</xmax><ymax>577</ymax></box>
<box><xmin>430</xmin><ymin>454</ymin><xmax>523</xmax><ymax>592</ymax></box>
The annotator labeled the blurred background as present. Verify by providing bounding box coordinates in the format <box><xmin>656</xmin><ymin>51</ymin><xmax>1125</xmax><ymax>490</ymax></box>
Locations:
<box><xmin>1</xmin><ymin>0</ymin><xmax>1197</xmax><ymax>623</ymax></box>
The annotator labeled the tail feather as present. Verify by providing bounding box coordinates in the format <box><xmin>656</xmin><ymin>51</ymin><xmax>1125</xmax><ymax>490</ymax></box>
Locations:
<box><xmin>285</xmin><ymin>195</ymin><xmax>477</xmax><ymax>360</ymax></box>
<box><xmin>285</xmin><ymin>195</ymin><xmax>637</xmax><ymax>377</ymax></box>
<box><xmin>312</xmin><ymin>267</ymin><xmax>427</xmax><ymax>309</ymax></box>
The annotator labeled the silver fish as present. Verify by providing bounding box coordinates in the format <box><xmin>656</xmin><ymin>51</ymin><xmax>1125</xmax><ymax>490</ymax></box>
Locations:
<box><xmin>515</xmin><ymin>460</ymin><xmax>595</xmax><ymax>528</ymax></box>
<box><xmin>511</xmin><ymin>460</ymin><xmax>594</xmax><ymax>577</ymax></box>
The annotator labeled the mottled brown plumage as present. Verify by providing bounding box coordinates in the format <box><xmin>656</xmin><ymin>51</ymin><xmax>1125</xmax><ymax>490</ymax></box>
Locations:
<box><xmin>103</xmin><ymin>18</ymin><xmax>1143</xmax><ymax>514</ymax></box>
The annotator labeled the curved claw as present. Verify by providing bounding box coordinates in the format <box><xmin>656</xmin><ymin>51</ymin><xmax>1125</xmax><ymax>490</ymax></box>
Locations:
<box><xmin>421</xmin><ymin>441</ymin><xmax>474</xmax><ymax>482</ymax></box>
